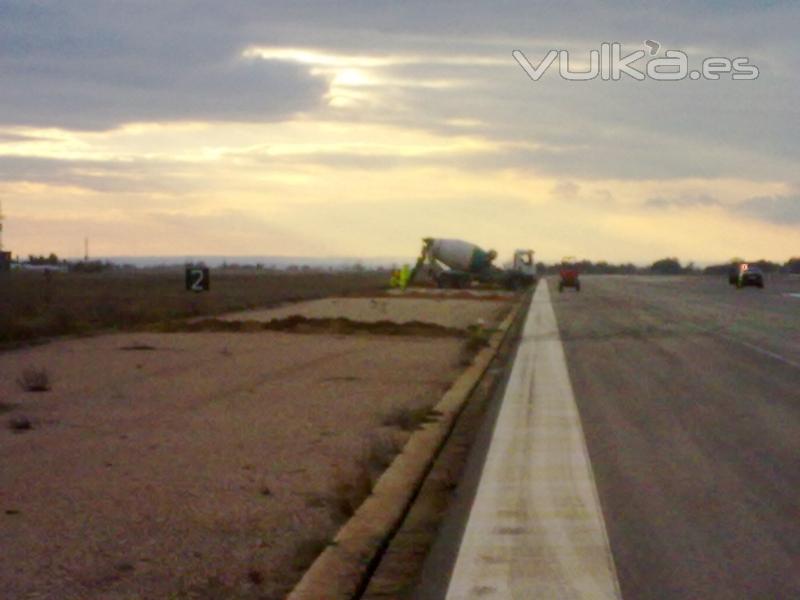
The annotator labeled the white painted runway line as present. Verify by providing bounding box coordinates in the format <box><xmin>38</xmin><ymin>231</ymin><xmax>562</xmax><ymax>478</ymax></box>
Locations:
<box><xmin>445</xmin><ymin>280</ymin><xmax>621</xmax><ymax>599</ymax></box>
<box><xmin>719</xmin><ymin>334</ymin><xmax>800</xmax><ymax>370</ymax></box>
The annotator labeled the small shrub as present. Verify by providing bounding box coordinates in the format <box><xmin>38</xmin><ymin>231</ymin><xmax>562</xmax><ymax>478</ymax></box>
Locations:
<box><xmin>17</xmin><ymin>367</ymin><xmax>51</xmax><ymax>392</ymax></box>
<box><xmin>465</xmin><ymin>324</ymin><xmax>491</xmax><ymax>351</ymax></box>
<box><xmin>8</xmin><ymin>416</ymin><xmax>32</xmax><ymax>432</ymax></box>
<box><xmin>246</xmin><ymin>569</ymin><xmax>264</xmax><ymax>585</ymax></box>
<box><xmin>460</xmin><ymin>324</ymin><xmax>492</xmax><ymax>365</ymax></box>
<box><xmin>120</xmin><ymin>343</ymin><xmax>157</xmax><ymax>351</ymax></box>
<box><xmin>364</xmin><ymin>432</ymin><xmax>403</xmax><ymax>473</ymax></box>
<box><xmin>330</xmin><ymin>464</ymin><xmax>373</xmax><ymax>520</ymax></box>
<box><xmin>326</xmin><ymin>434</ymin><xmax>402</xmax><ymax>521</ymax></box>
<box><xmin>382</xmin><ymin>405</ymin><xmax>440</xmax><ymax>431</ymax></box>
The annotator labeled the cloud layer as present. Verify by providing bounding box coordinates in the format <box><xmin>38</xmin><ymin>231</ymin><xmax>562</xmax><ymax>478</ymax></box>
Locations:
<box><xmin>1</xmin><ymin>1</ymin><xmax>798</xmax><ymax>261</ymax></box>
<box><xmin>0</xmin><ymin>1</ymin><xmax>327</xmax><ymax>130</ymax></box>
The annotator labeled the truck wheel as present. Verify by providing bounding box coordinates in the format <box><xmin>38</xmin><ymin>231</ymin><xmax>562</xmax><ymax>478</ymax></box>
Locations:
<box><xmin>558</xmin><ymin>282</ymin><xmax>564</xmax><ymax>293</ymax></box>
<box><xmin>438</xmin><ymin>273</ymin><xmax>458</xmax><ymax>288</ymax></box>
<box><xmin>576</xmin><ymin>281</ymin><xmax>581</xmax><ymax>292</ymax></box>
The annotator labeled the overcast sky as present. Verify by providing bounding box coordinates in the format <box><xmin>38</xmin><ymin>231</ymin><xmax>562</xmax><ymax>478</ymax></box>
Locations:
<box><xmin>1</xmin><ymin>0</ymin><xmax>798</xmax><ymax>263</ymax></box>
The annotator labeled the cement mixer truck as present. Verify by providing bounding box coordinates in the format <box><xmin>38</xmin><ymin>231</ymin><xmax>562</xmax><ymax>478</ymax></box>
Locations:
<box><xmin>409</xmin><ymin>238</ymin><xmax>536</xmax><ymax>290</ymax></box>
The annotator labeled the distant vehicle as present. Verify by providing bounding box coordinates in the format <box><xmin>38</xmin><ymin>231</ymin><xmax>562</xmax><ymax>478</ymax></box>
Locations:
<box><xmin>410</xmin><ymin>238</ymin><xmax>536</xmax><ymax>290</ymax></box>
<box><xmin>558</xmin><ymin>256</ymin><xmax>580</xmax><ymax>293</ymax></box>
<box><xmin>559</xmin><ymin>268</ymin><xmax>580</xmax><ymax>292</ymax></box>
<box><xmin>737</xmin><ymin>265</ymin><xmax>765</xmax><ymax>288</ymax></box>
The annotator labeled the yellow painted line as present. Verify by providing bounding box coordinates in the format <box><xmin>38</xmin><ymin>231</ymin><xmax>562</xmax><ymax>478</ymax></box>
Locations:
<box><xmin>446</xmin><ymin>280</ymin><xmax>621</xmax><ymax>599</ymax></box>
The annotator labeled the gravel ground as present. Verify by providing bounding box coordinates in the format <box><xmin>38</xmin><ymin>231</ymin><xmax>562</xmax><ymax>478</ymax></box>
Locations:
<box><xmin>0</xmin><ymin>328</ymin><xmax>465</xmax><ymax>599</ymax></box>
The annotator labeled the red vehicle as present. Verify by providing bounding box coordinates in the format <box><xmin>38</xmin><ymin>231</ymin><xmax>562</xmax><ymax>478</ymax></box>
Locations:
<box><xmin>558</xmin><ymin>268</ymin><xmax>580</xmax><ymax>292</ymax></box>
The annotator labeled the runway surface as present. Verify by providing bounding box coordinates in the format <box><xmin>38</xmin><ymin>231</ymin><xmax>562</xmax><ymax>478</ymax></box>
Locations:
<box><xmin>552</xmin><ymin>275</ymin><xmax>800</xmax><ymax>599</ymax></box>
<box><xmin>418</xmin><ymin>274</ymin><xmax>800</xmax><ymax>599</ymax></box>
<box><xmin>445</xmin><ymin>281</ymin><xmax>621</xmax><ymax>599</ymax></box>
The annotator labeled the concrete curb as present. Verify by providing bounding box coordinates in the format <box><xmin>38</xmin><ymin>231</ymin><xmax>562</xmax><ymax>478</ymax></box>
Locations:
<box><xmin>286</xmin><ymin>297</ymin><xmax>527</xmax><ymax>600</ymax></box>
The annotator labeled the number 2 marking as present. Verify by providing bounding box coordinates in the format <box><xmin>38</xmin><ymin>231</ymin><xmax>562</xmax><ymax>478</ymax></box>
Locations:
<box><xmin>191</xmin><ymin>269</ymin><xmax>204</xmax><ymax>291</ymax></box>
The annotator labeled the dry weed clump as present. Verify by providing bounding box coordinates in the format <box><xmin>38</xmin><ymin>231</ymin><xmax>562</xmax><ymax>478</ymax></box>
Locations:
<box><xmin>459</xmin><ymin>324</ymin><xmax>492</xmax><ymax>365</ymax></box>
<box><xmin>17</xmin><ymin>367</ymin><xmax>51</xmax><ymax>392</ymax></box>
<box><xmin>8</xmin><ymin>416</ymin><xmax>33</xmax><ymax>432</ymax></box>
<box><xmin>382</xmin><ymin>404</ymin><xmax>442</xmax><ymax>431</ymax></box>
<box><xmin>329</xmin><ymin>462</ymin><xmax>373</xmax><ymax>521</ymax></box>
<box><xmin>363</xmin><ymin>432</ymin><xmax>404</xmax><ymax>475</ymax></box>
<box><xmin>328</xmin><ymin>433</ymin><xmax>405</xmax><ymax>521</ymax></box>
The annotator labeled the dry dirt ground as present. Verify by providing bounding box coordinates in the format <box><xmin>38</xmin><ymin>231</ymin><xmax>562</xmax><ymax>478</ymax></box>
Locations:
<box><xmin>0</xmin><ymin>293</ymin><xmax>511</xmax><ymax>600</ymax></box>
<box><xmin>220</xmin><ymin>296</ymin><xmax>512</xmax><ymax>329</ymax></box>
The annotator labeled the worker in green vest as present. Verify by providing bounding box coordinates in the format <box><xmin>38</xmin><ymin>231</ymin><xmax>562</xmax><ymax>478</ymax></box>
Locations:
<box><xmin>399</xmin><ymin>264</ymin><xmax>411</xmax><ymax>289</ymax></box>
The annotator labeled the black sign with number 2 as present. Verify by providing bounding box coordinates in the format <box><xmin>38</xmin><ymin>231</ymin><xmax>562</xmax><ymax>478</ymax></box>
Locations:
<box><xmin>186</xmin><ymin>268</ymin><xmax>210</xmax><ymax>292</ymax></box>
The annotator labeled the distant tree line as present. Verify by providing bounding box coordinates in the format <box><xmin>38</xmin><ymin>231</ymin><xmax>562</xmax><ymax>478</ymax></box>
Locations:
<box><xmin>25</xmin><ymin>253</ymin><xmax>117</xmax><ymax>272</ymax></box>
<box><xmin>20</xmin><ymin>252</ymin><xmax>800</xmax><ymax>276</ymax></box>
<box><xmin>702</xmin><ymin>257</ymin><xmax>800</xmax><ymax>275</ymax></box>
<box><xmin>70</xmin><ymin>260</ymin><xmax>117</xmax><ymax>273</ymax></box>
<box><xmin>536</xmin><ymin>260</ymin><xmax>640</xmax><ymax>275</ymax></box>
<box><xmin>536</xmin><ymin>256</ymin><xmax>800</xmax><ymax>275</ymax></box>
<box><xmin>27</xmin><ymin>253</ymin><xmax>63</xmax><ymax>266</ymax></box>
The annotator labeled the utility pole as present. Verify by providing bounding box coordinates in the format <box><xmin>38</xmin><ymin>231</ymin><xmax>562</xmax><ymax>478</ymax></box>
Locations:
<box><xmin>0</xmin><ymin>200</ymin><xmax>9</xmax><ymax>272</ymax></box>
<box><xmin>84</xmin><ymin>237</ymin><xmax>89</xmax><ymax>262</ymax></box>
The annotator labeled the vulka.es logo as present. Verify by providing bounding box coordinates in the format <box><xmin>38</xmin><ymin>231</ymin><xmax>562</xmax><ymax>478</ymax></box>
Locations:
<box><xmin>512</xmin><ymin>41</ymin><xmax>759</xmax><ymax>81</ymax></box>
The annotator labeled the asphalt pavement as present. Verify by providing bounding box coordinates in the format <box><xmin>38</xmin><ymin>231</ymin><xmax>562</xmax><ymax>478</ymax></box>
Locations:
<box><xmin>551</xmin><ymin>274</ymin><xmax>800</xmax><ymax>599</ymax></box>
<box><xmin>416</xmin><ymin>274</ymin><xmax>800</xmax><ymax>599</ymax></box>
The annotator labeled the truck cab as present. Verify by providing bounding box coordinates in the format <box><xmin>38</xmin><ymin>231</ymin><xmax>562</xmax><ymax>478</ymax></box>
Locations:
<box><xmin>513</xmin><ymin>249</ymin><xmax>535</xmax><ymax>277</ymax></box>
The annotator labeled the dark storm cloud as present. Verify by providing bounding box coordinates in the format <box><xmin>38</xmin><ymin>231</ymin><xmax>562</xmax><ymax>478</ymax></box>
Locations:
<box><xmin>0</xmin><ymin>0</ymin><xmax>798</xmax><ymax>183</ymax></box>
<box><xmin>0</xmin><ymin>1</ymin><xmax>327</xmax><ymax>130</ymax></box>
<box><xmin>0</xmin><ymin>155</ymin><xmax>197</xmax><ymax>193</ymax></box>
<box><xmin>733</xmin><ymin>194</ymin><xmax>800</xmax><ymax>224</ymax></box>
<box><xmin>645</xmin><ymin>193</ymin><xmax>720</xmax><ymax>209</ymax></box>
<box><xmin>643</xmin><ymin>191</ymin><xmax>800</xmax><ymax>226</ymax></box>
<box><xmin>0</xmin><ymin>132</ymin><xmax>48</xmax><ymax>143</ymax></box>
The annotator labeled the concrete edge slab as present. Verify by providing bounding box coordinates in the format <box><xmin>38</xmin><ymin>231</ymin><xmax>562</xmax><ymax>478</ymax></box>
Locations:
<box><xmin>286</xmin><ymin>297</ymin><xmax>527</xmax><ymax>600</ymax></box>
<box><xmin>444</xmin><ymin>280</ymin><xmax>622</xmax><ymax>599</ymax></box>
